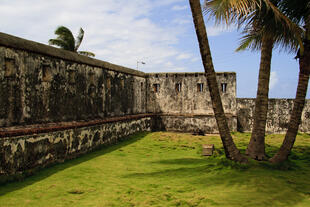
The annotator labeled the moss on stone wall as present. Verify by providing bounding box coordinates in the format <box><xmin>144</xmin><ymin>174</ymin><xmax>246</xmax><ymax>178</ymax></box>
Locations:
<box><xmin>0</xmin><ymin>46</ymin><xmax>147</xmax><ymax>127</ymax></box>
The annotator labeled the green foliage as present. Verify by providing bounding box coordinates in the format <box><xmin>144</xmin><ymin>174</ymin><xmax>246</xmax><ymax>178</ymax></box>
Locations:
<box><xmin>78</xmin><ymin>51</ymin><xmax>95</xmax><ymax>57</ymax></box>
<box><xmin>204</xmin><ymin>0</ymin><xmax>302</xmax><ymax>53</ymax></box>
<box><xmin>74</xmin><ymin>28</ymin><xmax>84</xmax><ymax>51</ymax></box>
<box><xmin>0</xmin><ymin>132</ymin><xmax>310</xmax><ymax>207</ymax></box>
<box><xmin>48</xmin><ymin>26</ymin><xmax>75</xmax><ymax>51</ymax></box>
<box><xmin>49</xmin><ymin>26</ymin><xmax>95</xmax><ymax>57</ymax></box>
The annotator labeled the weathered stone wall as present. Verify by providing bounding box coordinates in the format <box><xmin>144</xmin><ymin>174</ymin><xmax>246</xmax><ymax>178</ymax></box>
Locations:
<box><xmin>154</xmin><ymin>114</ymin><xmax>237</xmax><ymax>134</ymax></box>
<box><xmin>237</xmin><ymin>98</ymin><xmax>310</xmax><ymax>133</ymax></box>
<box><xmin>0</xmin><ymin>116</ymin><xmax>153</xmax><ymax>181</ymax></box>
<box><xmin>0</xmin><ymin>32</ymin><xmax>147</xmax><ymax>127</ymax></box>
<box><xmin>146</xmin><ymin>72</ymin><xmax>236</xmax><ymax>115</ymax></box>
<box><xmin>146</xmin><ymin>72</ymin><xmax>237</xmax><ymax>132</ymax></box>
<box><xmin>2</xmin><ymin>32</ymin><xmax>310</xmax><ymax>184</ymax></box>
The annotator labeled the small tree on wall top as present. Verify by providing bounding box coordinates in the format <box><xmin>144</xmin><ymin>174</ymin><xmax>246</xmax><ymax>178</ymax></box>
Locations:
<box><xmin>49</xmin><ymin>26</ymin><xmax>95</xmax><ymax>57</ymax></box>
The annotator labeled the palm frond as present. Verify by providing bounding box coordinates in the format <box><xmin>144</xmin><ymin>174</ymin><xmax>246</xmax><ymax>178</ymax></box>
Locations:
<box><xmin>49</xmin><ymin>26</ymin><xmax>94</xmax><ymax>56</ymax></box>
<box><xmin>236</xmin><ymin>24</ymin><xmax>299</xmax><ymax>53</ymax></box>
<box><xmin>279</xmin><ymin>0</ymin><xmax>309</xmax><ymax>24</ymax></box>
<box><xmin>203</xmin><ymin>0</ymin><xmax>259</xmax><ymax>25</ymax></box>
<box><xmin>204</xmin><ymin>0</ymin><xmax>303</xmax><ymax>54</ymax></box>
<box><xmin>74</xmin><ymin>28</ymin><xmax>84</xmax><ymax>52</ymax></box>
<box><xmin>263</xmin><ymin>0</ymin><xmax>304</xmax><ymax>53</ymax></box>
<box><xmin>78</xmin><ymin>51</ymin><xmax>95</xmax><ymax>57</ymax></box>
<box><xmin>53</xmin><ymin>26</ymin><xmax>75</xmax><ymax>51</ymax></box>
<box><xmin>48</xmin><ymin>39</ymin><xmax>70</xmax><ymax>50</ymax></box>
<box><xmin>236</xmin><ymin>32</ymin><xmax>262</xmax><ymax>51</ymax></box>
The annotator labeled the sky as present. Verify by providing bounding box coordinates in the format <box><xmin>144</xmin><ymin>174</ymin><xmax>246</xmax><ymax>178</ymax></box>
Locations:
<box><xmin>0</xmin><ymin>0</ymin><xmax>309</xmax><ymax>98</ymax></box>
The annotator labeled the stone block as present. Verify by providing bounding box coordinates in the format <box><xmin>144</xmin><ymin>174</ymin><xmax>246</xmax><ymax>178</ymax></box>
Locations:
<box><xmin>202</xmin><ymin>144</ymin><xmax>214</xmax><ymax>156</ymax></box>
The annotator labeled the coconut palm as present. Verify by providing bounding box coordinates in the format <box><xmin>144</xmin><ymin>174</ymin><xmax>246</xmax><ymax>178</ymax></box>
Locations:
<box><xmin>270</xmin><ymin>0</ymin><xmax>310</xmax><ymax>163</ymax></box>
<box><xmin>238</xmin><ymin>0</ymin><xmax>301</xmax><ymax>160</ymax></box>
<box><xmin>189</xmin><ymin>0</ymin><xmax>247</xmax><ymax>163</ymax></box>
<box><xmin>204</xmin><ymin>0</ymin><xmax>301</xmax><ymax>160</ymax></box>
<box><xmin>49</xmin><ymin>26</ymin><xmax>95</xmax><ymax>57</ymax></box>
<box><xmin>240</xmin><ymin>3</ymin><xmax>276</xmax><ymax>161</ymax></box>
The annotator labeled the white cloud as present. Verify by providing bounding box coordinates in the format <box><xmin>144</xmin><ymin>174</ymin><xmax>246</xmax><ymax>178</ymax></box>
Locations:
<box><xmin>270</xmin><ymin>71</ymin><xmax>279</xmax><ymax>89</ymax></box>
<box><xmin>172</xmin><ymin>17</ymin><xmax>191</xmax><ymax>25</ymax></box>
<box><xmin>0</xmin><ymin>0</ymin><xmax>195</xmax><ymax>73</ymax></box>
<box><xmin>176</xmin><ymin>53</ymin><xmax>192</xmax><ymax>60</ymax></box>
<box><xmin>191</xmin><ymin>57</ymin><xmax>200</xmax><ymax>62</ymax></box>
<box><xmin>154</xmin><ymin>0</ymin><xmax>184</xmax><ymax>7</ymax></box>
<box><xmin>172</xmin><ymin>5</ymin><xmax>188</xmax><ymax>11</ymax></box>
<box><xmin>206</xmin><ymin>25</ymin><xmax>237</xmax><ymax>36</ymax></box>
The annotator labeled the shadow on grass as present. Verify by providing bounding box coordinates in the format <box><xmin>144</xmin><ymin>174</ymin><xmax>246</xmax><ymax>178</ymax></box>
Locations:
<box><xmin>0</xmin><ymin>131</ymin><xmax>150</xmax><ymax>196</ymax></box>
<box><xmin>125</xmin><ymin>145</ymin><xmax>310</xmax><ymax>207</ymax></box>
<box><xmin>152</xmin><ymin>157</ymin><xmax>208</xmax><ymax>165</ymax></box>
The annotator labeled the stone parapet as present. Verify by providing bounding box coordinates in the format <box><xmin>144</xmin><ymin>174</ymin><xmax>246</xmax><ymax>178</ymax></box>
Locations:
<box><xmin>0</xmin><ymin>32</ymin><xmax>145</xmax><ymax>77</ymax></box>
<box><xmin>237</xmin><ymin>98</ymin><xmax>310</xmax><ymax>133</ymax></box>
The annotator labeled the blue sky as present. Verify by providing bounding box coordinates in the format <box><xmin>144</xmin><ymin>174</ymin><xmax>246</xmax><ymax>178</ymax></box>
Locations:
<box><xmin>1</xmin><ymin>0</ymin><xmax>308</xmax><ymax>98</ymax></box>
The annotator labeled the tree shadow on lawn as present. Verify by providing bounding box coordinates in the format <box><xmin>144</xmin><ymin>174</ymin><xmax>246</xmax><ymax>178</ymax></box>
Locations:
<box><xmin>0</xmin><ymin>131</ymin><xmax>150</xmax><ymax>196</ymax></box>
<box><xmin>125</xmin><ymin>146</ymin><xmax>310</xmax><ymax>207</ymax></box>
<box><xmin>153</xmin><ymin>157</ymin><xmax>208</xmax><ymax>165</ymax></box>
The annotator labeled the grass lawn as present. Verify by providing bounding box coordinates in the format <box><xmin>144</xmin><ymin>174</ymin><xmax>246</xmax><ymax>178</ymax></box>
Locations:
<box><xmin>0</xmin><ymin>131</ymin><xmax>310</xmax><ymax>207</ymax></box>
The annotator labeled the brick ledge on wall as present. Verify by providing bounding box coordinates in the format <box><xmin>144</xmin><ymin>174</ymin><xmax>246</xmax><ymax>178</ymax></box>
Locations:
<box><xmin>0</xmin><ymin>114</ymin><xmax>156</xmax><ymax>138</ymax></box>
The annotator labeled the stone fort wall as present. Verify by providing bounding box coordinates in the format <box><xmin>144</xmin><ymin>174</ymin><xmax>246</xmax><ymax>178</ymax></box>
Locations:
<box><xmin>0</xmin><ymin>116</ymin><xmax>153</xmax><ymax>182</ymax></box>
<box><xmin>237</xmin><ymin>98</ymin><xmax>310</xmax><ymax>133</ymax></box>
<box><xmin>0</xmin><ymin>32</ymin><xmax>153</xmax><ymax>182</ymax></box>
<box><xmin>0</xmin><ymin>32</ymin><xmax>238</xmax><ymax>133</ymax></box>
<box><xmin>0</xmin><ymin>32</ymin><xmax>309</xmax><ymax>182</ymax></box>
<box><xmin>147</xmin><ymin>72</ymin><xmax>237</xmax><ymax>133</ymax></box>
<box><xmin>0</xmin><ymin>33</ymin><xmax>147</xmax><ymax>127</ymax></box>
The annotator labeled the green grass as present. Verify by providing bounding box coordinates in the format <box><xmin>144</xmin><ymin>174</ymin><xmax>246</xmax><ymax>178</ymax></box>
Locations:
<box><xmin>0</xmin><ymin>132</ymin><xmax>310</xmax><ymax>207</ymax></box>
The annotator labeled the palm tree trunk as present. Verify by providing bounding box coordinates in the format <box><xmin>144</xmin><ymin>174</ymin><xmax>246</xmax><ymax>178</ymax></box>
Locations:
<box><xmin>189</xmin><ymin>0</ymin><xmax>247</xmax><ymax>163</ymax></box>
<box><xmin>270</xmin><ymin>18</ymin><xmax>310</xmax><ymax>164</ymax></box>
<box><xmin>246</xmin><ymin>35</ymin><xmax>274</xmax><ymax>160</ymax></box>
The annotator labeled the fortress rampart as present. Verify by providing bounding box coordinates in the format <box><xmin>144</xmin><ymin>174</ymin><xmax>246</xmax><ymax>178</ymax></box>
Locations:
<box><xmin>0</xmin><ymin>32</ymin><xmax>309</xmax><ymax>182</ymax></box>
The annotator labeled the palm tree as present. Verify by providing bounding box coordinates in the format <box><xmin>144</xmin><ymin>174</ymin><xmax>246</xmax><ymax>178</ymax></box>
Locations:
<box><xmin>270</xmin><ymin>0</ymin><xmax>310</xmax><ymax>163</ymax></box>
<box><xmin>204</xmin><ymin>0</ymin><xmax>301</xmax><ymax>160</ymax></box>
<box><xmin>238</xmin><ymin>0</ymin><xmax>301</xmax><ymax>161</ymax></box>
<box><xmin>240</xmin><ymin>4</ymin><xmax>276</xmax><ymax>161</ymax></box>
<box><xmin>189</xmin><ymin>0</ymin><xmax>247</xmax><ymax>163</ymax></box>
<box><xmin>49</xmin><ymin>26</ymin><xmax>95</xmax><ymax>57</ymax></box>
